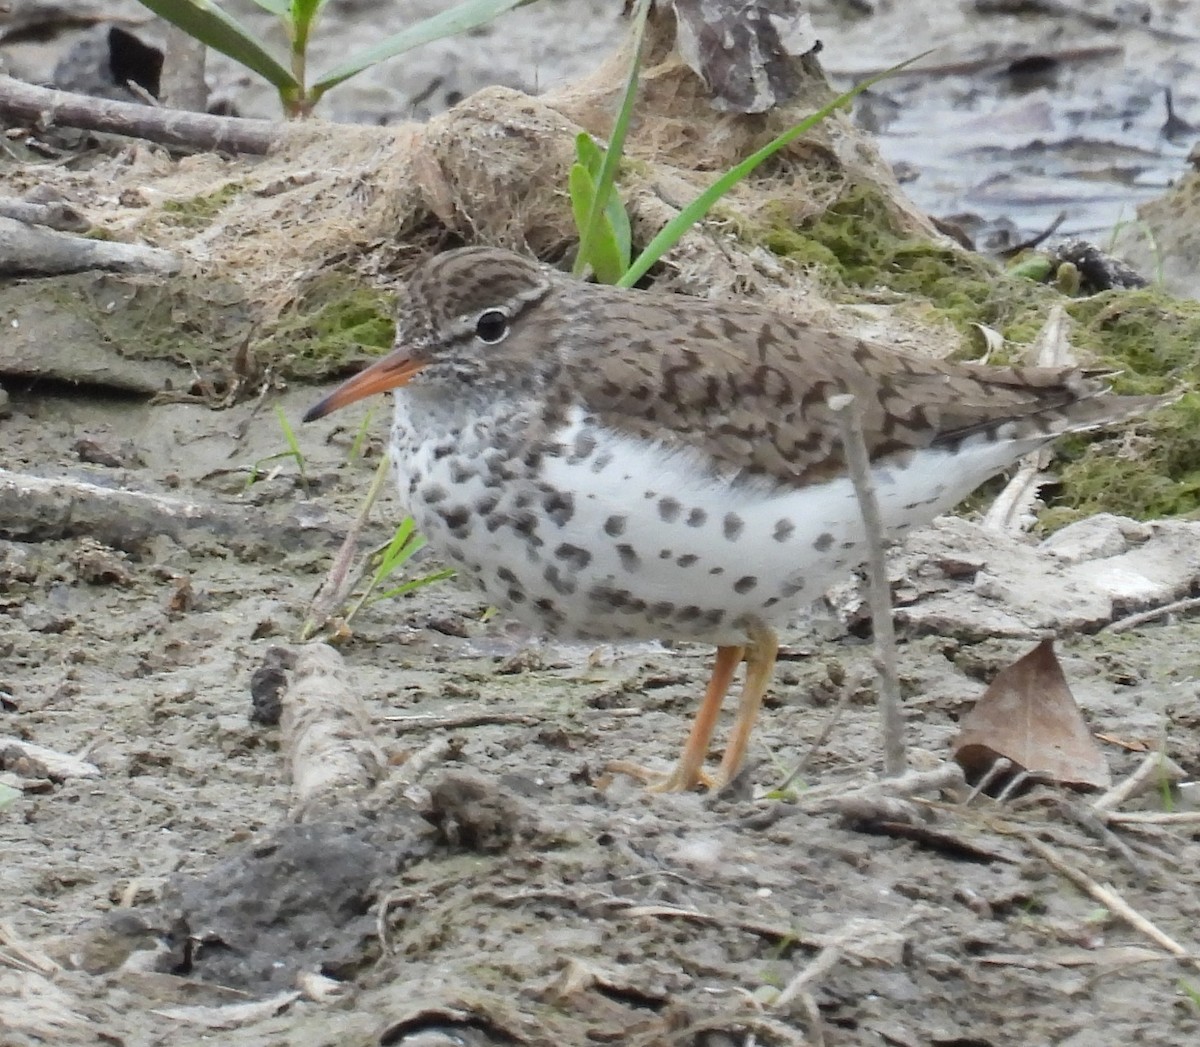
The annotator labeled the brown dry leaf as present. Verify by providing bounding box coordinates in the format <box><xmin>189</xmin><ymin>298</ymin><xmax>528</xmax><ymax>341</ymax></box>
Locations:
<box><xmin>952</xmin><ymin>638</ymin><xmax>1111</xmax><ymax>790</ymax></box>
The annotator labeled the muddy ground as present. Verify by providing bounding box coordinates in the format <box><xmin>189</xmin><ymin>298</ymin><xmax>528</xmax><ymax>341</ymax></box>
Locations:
<box><xmin>4</xmin><ymin>385</ymin><xmax>1200</xmax><ymax>1047</ymax></box>
<box><xmin>4</xmin><ymin>2</ymin><xmax>1200</xmax><ymax>1046</ymax></box>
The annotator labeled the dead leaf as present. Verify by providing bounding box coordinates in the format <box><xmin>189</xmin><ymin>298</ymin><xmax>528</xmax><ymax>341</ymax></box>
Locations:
<box><xmin>952</xmin><ymin>638</ymin><xmax>1111</xmax><ymax>791</ymax></box>
<box><xmin>671</xmin><ymin>0</ymin><xmax>820</xmax><ymax>113</ymax></box>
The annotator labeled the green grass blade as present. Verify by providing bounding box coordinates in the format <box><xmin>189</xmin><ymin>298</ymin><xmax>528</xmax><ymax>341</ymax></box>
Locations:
<box><xmin>617</xmin><ymin>52</ymin><xmax>931</xmax><ymax>289</ymax></box>
<box><xmin>248</xmin><ymin>0</ymin><xmax>290</xmax><ymax>15</ymax></box>
<box><xmin>373</xmin><ymin>567</ymin><xmax>456</xmax><ymax>604</ymax></box>
<box><xmin>572</xmin><ymin>0</ymin><xmax>651</xmax><ymax>279</ymax></box>
<box><xmin>134</xmin><ymin>0</ymin><xmax>299</xmax><ymax>93</ymax></box>
<box><xmin>312</xmin><ymin>0</ymin><xmax>529</xmax><ymax>94</ymax></box>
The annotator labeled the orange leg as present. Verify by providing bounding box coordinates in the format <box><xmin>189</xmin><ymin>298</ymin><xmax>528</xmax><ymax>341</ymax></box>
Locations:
<box><xmin>648</xmin><ymin>644</ymin><xmax>744</xmax><ymax>793</ymax></box>
<box><xmin>709</xmin><ymin>623</ymin><xmax>778</xmax><ymax>791</ymax></box>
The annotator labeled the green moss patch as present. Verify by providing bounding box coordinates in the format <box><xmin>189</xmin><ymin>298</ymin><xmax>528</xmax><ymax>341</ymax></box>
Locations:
<box><xmin>751</xmin><ymin>184</ymin><xmax>1200</xmax><ymax>522</ymax></box>
<box><xmin>158</xmin><ymin>183</ymin><xmax>244</xmax><ymax>229</ymax></box>
<box><xmin>256</xmin><ymin>273</ymin><xmax>396</xmax><ymax>380</ymax></box>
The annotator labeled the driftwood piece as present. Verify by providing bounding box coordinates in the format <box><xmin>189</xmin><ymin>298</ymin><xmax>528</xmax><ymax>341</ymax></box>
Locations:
<box><xmin>0</xmin><ymin>738</ymin><xmax>101</xmax><ymax>782</ymax></box>
<box><xmin>0</xmin><ymin>197</ymin><xmax>89</xmax><ymax>232</ymax></box>
<box><xmin>0</xmin><ymin>215</ymin><xmax>180</xmax><ymax>277</ymax></box>
<box><xmin>280</xmin><ymin>644</ymin><xmax>385</xmax><ymax>817</ymax></box>
<box><xmin>0</xmin><ymin>467</ymin><xmax>343</xmax><ymax>559</ymax></box>
<box><xmin>0</xmin><ymin>73</ymin><xmax>281</xmax><ymax>155</ymax></box>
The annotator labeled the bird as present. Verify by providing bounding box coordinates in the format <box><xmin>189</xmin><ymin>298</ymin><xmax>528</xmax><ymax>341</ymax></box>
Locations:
<box><xmin>302</xmin><ymin>246</ymin><xmax>1166</xmax><ymax>792</ymax></box>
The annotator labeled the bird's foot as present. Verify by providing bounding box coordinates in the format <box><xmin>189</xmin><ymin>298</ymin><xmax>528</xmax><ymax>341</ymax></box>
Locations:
<box><xmin>606</xmin><ymin>759</ymin><xmax>716</xmax><ymax>793</ymax></box>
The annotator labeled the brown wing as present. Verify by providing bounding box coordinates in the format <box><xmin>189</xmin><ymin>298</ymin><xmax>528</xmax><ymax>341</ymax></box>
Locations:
<box><xmin>569</xmin><ymin>285</ymin><xmax>1151</xmax><ymax>487</ymax></box>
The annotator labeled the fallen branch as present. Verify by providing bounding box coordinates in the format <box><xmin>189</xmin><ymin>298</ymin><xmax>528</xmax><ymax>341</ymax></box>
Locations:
<box><xmin>0</xmin><ymin>467</ymin><xmax>345</xmax><ymax>559</ymax></box>
<box><xmin>1104</xmin><ymin>597</ymin><xmax>1200</xmax><ymax>634</ymax></box>
<box><xmin>1022</xmin><ymin>834</ymin><xmax>1200</xmax><ymax>966</ymax></box>
<box><xmin>281</xmin><ymin>644</ymin><xmax>385</xmax><ymax>817</ymax></box>
<box><xmin>0</xmin><ymin>215</ymin><xmax>180</xmax><ymax>277</ymax></box>
<box><xmin>0</xmin><ymin>73</ymin><xmax>281</xmax><ymax>155</ymax></box>
<box><xmin>1093</xmin><ymin>750</ymin><xmax>1186</xmax><ymax>812</ymax></box>
<box><xmin>0</xmin><ymin>738</ymin><xmax>100</xmax><ymax>782</ymax></box>
<box><xmin>384</xmin><ymin>711</ymin><xmax>540</xmax><ymax>730</ymax></box>
<box><xmin>0</xmin><ymin>197</ymin><xmax>89</xmax><ymax>232</ymax></box>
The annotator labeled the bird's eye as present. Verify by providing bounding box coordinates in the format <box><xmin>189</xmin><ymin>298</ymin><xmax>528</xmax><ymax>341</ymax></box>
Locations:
<box><xmin>474</xmin><ymin>309</ymin><xmax>509</xmax><ymax>344</ymax></box>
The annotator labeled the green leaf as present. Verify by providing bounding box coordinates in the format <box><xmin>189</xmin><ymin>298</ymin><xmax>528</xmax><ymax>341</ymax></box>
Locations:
<box><xmin>290</xmin><ymin>0</ymin><xmax>325</xmax><ymax>48</ymax></box>
<box><xmin>576</xmin><ymin>132</ymin><xmax>632</xmax><ymax>274</ymax></box>
<box><xmin>312</xmin><ymin>0</ymin><xmax>529</xmax><ymax>95</ymax></box>
<box><xmin>135</xmin><ymin>0</ymin><xmax>298</xmax><ymax>93</ymax></box>
<box><xmin>618</xmin><ymin>51</ymin><xmax>933</xmax><ymax>288</ymax></box>
<box><xmin>575</xmin><ymin>132</ymin><xmax>604</xmax><ymax>178</ymax></box>
<box><xmin>569</xmin><ymin>163</ymin><xmax>625</xmax><ymax>284</ymax></box>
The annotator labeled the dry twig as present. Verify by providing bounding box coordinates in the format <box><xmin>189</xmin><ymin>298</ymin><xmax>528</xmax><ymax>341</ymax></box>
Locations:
<box><xmin>1021</xmin><ymin>834</ymin><xmax>1200</xmax><ymax>966</ymax></box>
<box><xmin>1104</xmin><ymin>597</ymin><xmax>1200</xmax><ymax>634</ymax></box>
<box><xmin>0</xmin><ymin>73</ymin><xmax>280</xmax><ymax>154</ymax></box>
<box><xmin>281</xmin><ymin>644</ymin><xmax>385</xmax><ymax>816</ymax></box>
<box><xmin>1093</xmin><ymin>750</ymin><xmax>1185</xmax><ymax>812</ymax></box>
<box><xmin>0</xmin><ymin>215</ymin><xmax>179</xmax><ymax>276</ymax></box>
<box><xmin>827</xmin><ymin>393</ymin><xmax>906</xmax><ymax>776</ymax></box>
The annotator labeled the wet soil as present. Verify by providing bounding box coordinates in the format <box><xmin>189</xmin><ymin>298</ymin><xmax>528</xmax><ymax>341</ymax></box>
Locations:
<box><xmin>3</xmin><ymin>386</ymin><xmax>1200</xmax><ymax>1046</ymax></box>
<box><xmin>4</xmin><ymin>2</ymin><xmax>1200</xmax><ymax>1046</ymax></box>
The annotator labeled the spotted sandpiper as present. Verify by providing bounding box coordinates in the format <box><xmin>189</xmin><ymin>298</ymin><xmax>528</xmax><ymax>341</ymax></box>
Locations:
<box><xmin>304</xmin><ymin>246</ymin><xmax>1165</xmax><ymax>791</ymax></box>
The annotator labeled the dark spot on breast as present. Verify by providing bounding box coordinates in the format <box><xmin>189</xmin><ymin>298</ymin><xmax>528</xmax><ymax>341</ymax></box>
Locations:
<box><xmin>723</xmin><ymin>513</ymin><xmax>744</xmax><ymax>541</ymax></box>
<box><xmin>554</xmin><ymin>542</ymin><xmax>592</xmax><ymax>571</ymax></box>
<box><xmin>507</xmin><ymin>586</ymin><xmax>526</xmax><ymax>603</ymax></box>
<box><xmin>543</xmin><ymin>564</ymin><xmax>577</xmax><ymax>595</ymax></box>
<box><xmin>513</xmin><ymin>511</ymin><xmax>539</xmax><ymax>537</ymax></box>
<box><xmin>497</xmin><ymin>566</ymin><xmax>518</xmax><ymax>585</ymax></box>
<box><xmin>658</xmin><ymin>496</ymin><xmax>682</xmax><ymax>523</ymax></box>
<box><xmin>604</xmin><ymin>515</ymin><xmax>627</xmax><ymax>537</ymax></box>
<box><xmin>568</xmin><ymin>430</ymin><xmax>597</xmax><ymax>464</ymax></box>
<box><xmin>676</xmin><ymin>553</ymin><xmax>698</xmax><ymax>567</ymax></box>
<box><xmin>442</xmin><ymin>506</ymin><xmax>471</xmax><ymax>537</ymax></box>
<box><xmin>422</xmin><ymin>484</ymin><xmax>448</xmax><ymax>504</ymax></box>
<box><xmin>542</xmin><ymin>490</ymin><xmax>575</xmax><ymax>526</ymax></box>
<box><xmin>686</xmin><ymin>508</ymin><xmax>707</xmax><ymax>528</ymax></box>
<box><xmin>591</xmin><ymin>452</ymin><xmax>613</xmax><ymax>473</ymax></box>
<box><xmin>814</xmin><ymin>532</ymin><xmax>834</xmax><ymax>551</ymax></box>
<box><xmin>432</xmin><ymin>444</ymin><xmax>454</xmax><ymax>461</ymax></box>
<box><xmin>734</xmin><ymin>575</ymin><xmax>757</xmax><ymax>594</ymax></box>
<box><xmin>617</xmin><ymin>543</ymin><xmax>639</xmax><ymax>572</ymax></box>
<box><xmin>773</xmin><ymin>518</ymin><xmax>795</xmax><ymax>542</ymax></box>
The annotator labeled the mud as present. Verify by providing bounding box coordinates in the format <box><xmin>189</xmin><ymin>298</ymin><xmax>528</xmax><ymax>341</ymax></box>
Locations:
<box><xmin>4</xmin><ymin>2</ymin><xmax>1200</xmax><ymax>1045</ymax></box>
<box><xmin>3</xmin><ymin>385</ymin><xmax>1200</xmax><ymax>1046</ymax></box>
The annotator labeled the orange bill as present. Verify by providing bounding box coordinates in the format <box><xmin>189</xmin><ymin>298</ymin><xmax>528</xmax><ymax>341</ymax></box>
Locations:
<box><xmin>302</xmin><ymin>350</ymin><xmax>425</xmax><ymax>422</ymax></box>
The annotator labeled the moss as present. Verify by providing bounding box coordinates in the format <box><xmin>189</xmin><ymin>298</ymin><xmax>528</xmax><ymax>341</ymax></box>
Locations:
<box><xmin>745</xmin><ymin>183</ymin><xmax>1200</xmax><ymax>523</ymax></box>
<box><xmin>158</xmin><ymin>183</ymin><xmax>244</xmax><ymax>228</ymax></box>
<box><xmin>257</xmin><ymin>273</ymin><xmax>396</xmax><ymax>379</ymax></box>
<box><xmin>79</xmin><ymin>274</ymin><xmax>254</xmax><ymax>369</ymax></box>
<box><xmin>757</xmin><ymin>184</ymin><xmax>1055</xmax><ymax>338</ymax></box>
